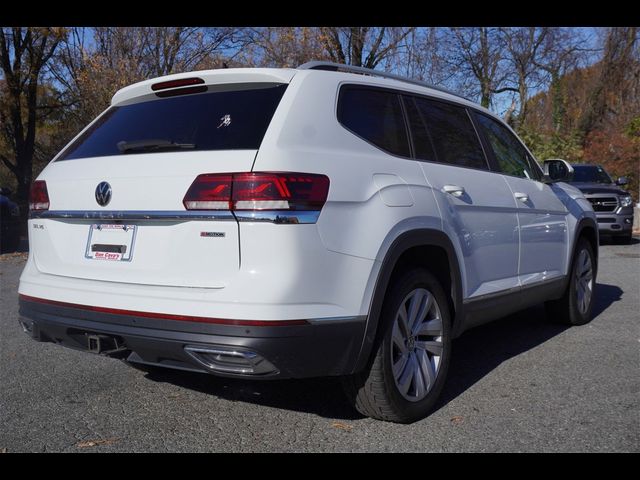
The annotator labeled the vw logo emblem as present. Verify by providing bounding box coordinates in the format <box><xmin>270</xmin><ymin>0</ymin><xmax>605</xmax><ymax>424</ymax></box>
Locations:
<box><xmin>95</xmin><ymin>181</ymin><xmax>112</xmax><ymax>207</ymax></box>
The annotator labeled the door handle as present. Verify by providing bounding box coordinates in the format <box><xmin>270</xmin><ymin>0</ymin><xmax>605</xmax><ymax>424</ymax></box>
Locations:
<box><xmin>442</xmin><ymin>185</ymin><xmax>466</xmax><ymax>198</ymax></box>
<box><xmin>514</xmin><ymin>192</ymin><xmax>529</xmax><ymax>202</ymax></box>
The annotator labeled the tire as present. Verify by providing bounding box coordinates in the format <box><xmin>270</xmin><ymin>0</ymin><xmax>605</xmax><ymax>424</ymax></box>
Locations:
<box><xmin>343</xmin><ymin>268</ymin><xmax>452</xmax><ymax>423</ymax></box>
<box><xmin>545</xmin><ymin>238</ymin><xmax>596</xmax><ymax>326</ymax></box>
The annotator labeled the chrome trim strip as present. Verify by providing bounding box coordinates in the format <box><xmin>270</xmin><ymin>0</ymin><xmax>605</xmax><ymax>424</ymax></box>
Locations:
<box><xmin>233</xmin><ymin>210</ymin><xmax>321</xmax><ymax>224</ymax></box>
<box><xmin>29</xmin><ymin>210</ymin><xmax>235</xmax><ymax>221</ymax></box>
<box><xmin>185</xmin><ymin>346</ymin><xmax>258</xmax><ymax>360</ymax></box>
<box><xmin>30</xmin><ymin>209</ymin><xmax>322</xmax><ymax>224</ymax></box>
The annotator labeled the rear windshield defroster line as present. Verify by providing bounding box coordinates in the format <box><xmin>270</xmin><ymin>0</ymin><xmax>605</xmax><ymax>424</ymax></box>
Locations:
<box><xmin>57</xmin><ymin>83</ymin><xmax>288</xmax><ymax>161</ymax></box>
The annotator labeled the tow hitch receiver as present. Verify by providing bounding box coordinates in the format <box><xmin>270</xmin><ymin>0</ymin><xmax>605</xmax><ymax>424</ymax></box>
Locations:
<box><xmin>86</xmin><ymin>333</ymin><xmax>128</xmax><ymax>357</ymax></box>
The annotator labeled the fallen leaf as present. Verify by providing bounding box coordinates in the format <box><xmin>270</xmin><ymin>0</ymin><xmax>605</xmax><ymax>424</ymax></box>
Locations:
<box><xmin>76</xmin><ymin>438</ymin><xmax>119</xmax><ymax>448</ymax></box>
<box><xmin>450</xmin><ymin>416</ymin><xmax>464</xmax><ymax>425</ymax></box>
<box><xmin>331</xmin><ymin>422</ymin><xmax>353</xmax><ymax>431</ymax></box>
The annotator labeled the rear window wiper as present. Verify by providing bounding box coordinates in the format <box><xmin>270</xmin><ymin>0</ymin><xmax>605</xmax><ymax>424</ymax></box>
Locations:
<box><xmin>117</xmin><ymin>139</ymin><xmax>196</xmax><ymax>153</ymax></box>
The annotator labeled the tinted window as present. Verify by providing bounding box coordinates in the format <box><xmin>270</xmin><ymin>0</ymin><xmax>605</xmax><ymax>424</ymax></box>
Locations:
<box><xmin>475</xmin><ymin>113</ymin><xmax>539</xmax><ymax>180</ymax></box>
<box><xmin>572</xmin><ymin>165</ymin><xmax>613</xmax><ymax>184</ymax></box>
<box><xmin>58</xmin><ymin>84</ymin><xmax>288</xmax><ymax>160</ymax></box>
<box><xmin>413</xmin><ymin>97</ymin><xmax>487</xmax><ymax>170</ymax></box>
<box><xmin>403</xmin><ymin>96</ymin><xmax>437</xmax><ymax>162</ymax></box>
<box><xmin>338</xmin><ymin>87</ymin><xmax>410</xmax><ymax>157</ymax></box>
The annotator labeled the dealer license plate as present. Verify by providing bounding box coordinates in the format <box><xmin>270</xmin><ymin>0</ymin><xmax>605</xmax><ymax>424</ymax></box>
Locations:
<box><xmin>85</xmin><ymin>224</ymin><xmax>137</xmax><ymax>261</ymax></box>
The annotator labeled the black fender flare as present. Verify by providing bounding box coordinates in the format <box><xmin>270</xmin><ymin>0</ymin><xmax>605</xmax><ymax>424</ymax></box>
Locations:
<box><xmin>351</xmin><ymin>228</ymin><xmax>464</xmax><ymax>374</ymax></box>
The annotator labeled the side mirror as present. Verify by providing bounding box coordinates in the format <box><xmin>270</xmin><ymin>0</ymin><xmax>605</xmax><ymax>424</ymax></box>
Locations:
<box><xmin>616</xmin><ymin>176</ymin><xmax>628</xmax><ymax>186</ymax></box>
<box><xmin>543</xmin><ymin>159</ymin><xmax>574</xmax><ymax>183</ymax></box>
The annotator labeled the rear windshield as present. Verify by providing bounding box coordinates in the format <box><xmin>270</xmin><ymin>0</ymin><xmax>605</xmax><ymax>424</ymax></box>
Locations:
<box><xmin>57</xmin><ymin>83</ymin><xmax>288</xmax><ymax>161</ymax></box>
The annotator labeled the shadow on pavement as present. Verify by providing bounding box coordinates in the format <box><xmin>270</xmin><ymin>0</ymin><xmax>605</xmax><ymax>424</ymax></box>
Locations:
<box><xmin>143</xmin><ymin>367</ymin><xmax>365</xmax><ymax>420</ymax></box>
<box><xmin>591</xmin><ymin>282</ymin><xmax>623</xmax><ymax>319</ymax></box>
<box><xmin>141</xmin><ymin>282</ymin><xmax>622</xmax><ymax>420</ymax></box>
<box><xmin>436</xmin><ymin>281</ymin><xmax>622</xmax><ymax>412</ymax></box>
<box><xmin>599</xmin><ymin>235</ymin><xmax>639</xmax><ymax>246</ymax></box>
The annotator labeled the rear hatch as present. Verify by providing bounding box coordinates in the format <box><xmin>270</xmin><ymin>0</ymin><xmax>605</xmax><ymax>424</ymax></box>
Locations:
<box><xmin>30</xmin><ymin>75</ymin><xmax>291</xmax><ymax>288</ymax></box>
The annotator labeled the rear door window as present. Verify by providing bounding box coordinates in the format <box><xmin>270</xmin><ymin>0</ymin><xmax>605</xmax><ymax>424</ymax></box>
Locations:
<box><xmin>338</xmin><ymin>86</ymin><xmax>410</xmax><ymax>157</ymax></box>
<box><xmin>412</xmin><ymin>97</ymin><xmax>488</xmax><ymax>170</ymax></box>
<box><xmin>58</xmin><ymin>83</ymin><xmax>288</xmax><ymax>161</ymax></box>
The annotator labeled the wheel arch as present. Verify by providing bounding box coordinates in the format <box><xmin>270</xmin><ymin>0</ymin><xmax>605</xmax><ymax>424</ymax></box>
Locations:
<box><xmin>351</xmin><ymin>228</ymin><xmax>464</xmax><ymax>374</ymax></box>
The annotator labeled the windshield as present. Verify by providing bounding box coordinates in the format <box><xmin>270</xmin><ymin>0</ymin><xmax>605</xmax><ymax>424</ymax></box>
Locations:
<box><xmin>571</xmin><ymin>165</ymin><xmax>613</xmax><ymax>184</ymax></box>
<box><xmin>57</xmin><ymin>83</ymin><xmax>288</xmax><ymax>161</ymax></box>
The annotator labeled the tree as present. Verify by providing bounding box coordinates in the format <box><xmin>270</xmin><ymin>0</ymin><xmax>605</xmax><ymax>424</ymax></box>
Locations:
<box><xmin>394</xmin><ymin>28</ymin><xmax>454</xmax><ymax>87</ymax></box>
<box><xmin>50</xmin><ymin>27</ymin><xmax>239</xmax><ymax>131</ymax></box>
<box><xmin>0</xmin><ymin>27</ymin><xmax>65</xmax><ymax>211</ymax></box>
<box><xmin>318</xmin><ymin>27</ymin><xmax>413</xmax><ymax>69</ymax></box>
<box><xmin>500</xmin><ymin>27</ymin><xmax>549</xmax><ymax>126</ymax></box>
<box><xmin>579</xmin><ymin>27</ymin><xmax>640</xmax><ymax>137</ymax></box>
<box><xmin>447</xmin><ymin>27</ymin><xmax>514</xmax><ymax>108</ymax></box>
<box><xmin>239</xmin><ymin>27</ymin><xmax>328</xmax><ymax>67</ymax></box>
<box><xmin>533</xmin><ymin>27</ymin><xmax>592</xmax><ymax>133</ymax></box>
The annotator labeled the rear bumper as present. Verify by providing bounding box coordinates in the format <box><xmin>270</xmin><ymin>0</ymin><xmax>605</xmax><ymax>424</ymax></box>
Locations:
<box><xmin>19</xmin><ymin>296</ymin><xmax>366</xmax><ymax>379</ymax></box>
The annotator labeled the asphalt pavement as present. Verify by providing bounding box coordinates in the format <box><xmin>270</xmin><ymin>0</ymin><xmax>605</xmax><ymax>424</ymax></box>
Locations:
<box><xmin>1</xmin><ymin>238</ymin><xmax>638</xmax><ymax>452</ymax></box>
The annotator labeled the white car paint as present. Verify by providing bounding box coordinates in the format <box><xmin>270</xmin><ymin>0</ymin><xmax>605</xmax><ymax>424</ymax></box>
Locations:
<box><xmin>19</xmin><ymin>66</ymin><xmax>594</xmax><ymax>328</ymax></box>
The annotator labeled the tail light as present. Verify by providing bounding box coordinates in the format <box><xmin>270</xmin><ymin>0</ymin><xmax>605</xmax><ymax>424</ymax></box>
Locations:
<box><xmin>29</xmin><ymin>180</ymin><xmax>50</xmax><ymax>211</ymax></box>
<box><xmin>183</xmin><ymin>172</ymin><xmax>330</xmax><ymax>213</ymax></box>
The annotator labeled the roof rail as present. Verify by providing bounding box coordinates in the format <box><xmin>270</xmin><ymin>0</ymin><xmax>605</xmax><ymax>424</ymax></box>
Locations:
<box><xmin>298</xmin><ymin>61</ymin><xmax>468</xmax><ymax>101</ymax></box>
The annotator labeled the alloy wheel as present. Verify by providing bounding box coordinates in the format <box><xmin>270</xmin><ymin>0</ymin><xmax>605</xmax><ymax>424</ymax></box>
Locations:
<box><xmin>390</xmin><ymin>288</ymin><xmax>444</xmax><ymax>402</ymax></box>
<box><xmin>575</xmin><ymin>248</ymin><xmax>593</xmax><ymax>315</ymax></box>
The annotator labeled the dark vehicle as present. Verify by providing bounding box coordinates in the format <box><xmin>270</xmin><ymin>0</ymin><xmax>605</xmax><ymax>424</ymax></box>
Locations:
<box><xmin>568</xmin><ymin>163</ymin><xmax>634</xmax><ymax>243</ymax></box>
<box><xmin>1</xmin><ymin>188</ymin><xmax>21</xmax><ymax>253</ymax></box>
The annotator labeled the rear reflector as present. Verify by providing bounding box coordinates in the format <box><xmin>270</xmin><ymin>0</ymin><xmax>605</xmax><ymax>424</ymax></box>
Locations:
<box><xmin>29</xmin><ymin>180</ymin><xmax>50</xmax><ymax>211</ymax></box>
<box><xmin>183</xmin><ymin>172</ymin><xmax>330</xmax><ymax>212</ymax></box>
<box><xmin>151</xmin><ymin>77</ymin><xmax>205</xmax><ymax>91</ymax></box>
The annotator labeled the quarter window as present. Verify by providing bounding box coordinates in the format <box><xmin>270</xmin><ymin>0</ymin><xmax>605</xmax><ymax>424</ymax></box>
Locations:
<box><xmin>338</xmin><ymin>87</ymin><xmax>410</xmax><ymax>157</ymax></box>
<box><xmin>475</xmin><ymin>113</ymin><xmax>540</xmax><ymax>180</ymax></box>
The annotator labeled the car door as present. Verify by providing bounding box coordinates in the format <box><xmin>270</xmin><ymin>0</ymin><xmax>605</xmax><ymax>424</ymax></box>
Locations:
<box><xmin>472</xmin><ymin>112</ymin><xmax>568</xmax><ymax>286</ymax></box>
<box><xmin>404</xmin><ymin>95</ymin><xmax>520</xmax><ymax>299</ymax></box>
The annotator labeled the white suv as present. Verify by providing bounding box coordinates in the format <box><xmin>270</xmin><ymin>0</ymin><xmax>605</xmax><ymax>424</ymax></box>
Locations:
<box><xmin>19</xmin><ymin>62</ymin><xmax>598</xmax><ymax>423</ymax></box>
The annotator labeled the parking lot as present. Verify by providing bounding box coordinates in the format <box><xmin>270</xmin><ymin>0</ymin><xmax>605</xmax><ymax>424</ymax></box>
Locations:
<box><xmin>1</xmin><ymin>238</ymin><xmax>638</xmax><ymax>453</ymax></box>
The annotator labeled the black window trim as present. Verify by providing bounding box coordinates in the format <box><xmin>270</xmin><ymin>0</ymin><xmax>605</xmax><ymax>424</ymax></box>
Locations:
<box><xmin>401</xmin><ymin>95</ymin><xmax>440</xmax><ymax>164</ymax></box>
<box><xmin>398</xmin><ymin>95</ymin><xmax>415</xmax><ymax>159</ymax></box>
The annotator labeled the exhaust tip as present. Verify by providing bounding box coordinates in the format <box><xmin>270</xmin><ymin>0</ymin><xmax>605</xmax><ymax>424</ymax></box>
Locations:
<box><xmin>184</xmin><ymin>345</ymin><xmax>278</xmax><ymax>376</ymax></box>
